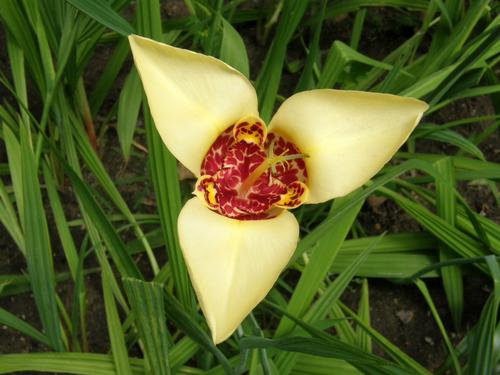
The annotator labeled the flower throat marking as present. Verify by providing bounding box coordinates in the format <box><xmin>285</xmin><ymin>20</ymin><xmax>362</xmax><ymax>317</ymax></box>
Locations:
<box><xmin>195</xmin><ymin>117</ymin><xmax>309</xmax><ymax>220</ymax></box>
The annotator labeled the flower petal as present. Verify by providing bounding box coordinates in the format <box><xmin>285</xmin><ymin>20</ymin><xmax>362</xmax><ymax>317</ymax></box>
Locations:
<box><xmin>178</xmin><ymin>198</ymin><xmax>299</xmax><ymax>343</ymax></box>
<box><xmin>268</xmin><ymin>89</ymin><xmax>428</xmax><ymax>203</ymax></box>
<box><xmin>129</xmin><ymin>35</ymin><xmax>259</xmax><ymax>175</ymax></box>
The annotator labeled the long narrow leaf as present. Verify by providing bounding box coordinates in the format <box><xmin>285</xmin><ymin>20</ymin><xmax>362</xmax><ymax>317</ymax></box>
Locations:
<box><xmin>20</xmin><ymin>122</ymin><xmax>64</xmax><ymax>351</ymax></box>
<box><xmin>434</xmin><ymin>157</ymin><xmax>463</xmax><ymax>329</ymax></box>
<box><xmin>123</xmin><ymin>278</ymin><xmax>170</xmax><ymax>375</ymax></box>
<box><xmin>64</xmin><ymin>0</ymin><xmax>134</xmax><ymax>36</ymax></box>
<box><xmin>102</xmin><ymin>275</ymin><xmax>133</xmax><ymax>375</ymax></box>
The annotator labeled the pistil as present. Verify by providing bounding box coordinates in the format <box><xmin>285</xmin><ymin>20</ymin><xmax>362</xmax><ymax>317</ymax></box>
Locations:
<box><xmin>238</xmin><ymin>151</ymin><xmax>308</xmax><ymax>197</ymax></box>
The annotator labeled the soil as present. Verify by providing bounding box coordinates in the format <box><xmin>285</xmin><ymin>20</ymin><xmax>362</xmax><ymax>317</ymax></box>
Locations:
<box><xmin>0</xmin><ymin>3</ymin><xmax>497</xmax><ymax>374</ymax></box>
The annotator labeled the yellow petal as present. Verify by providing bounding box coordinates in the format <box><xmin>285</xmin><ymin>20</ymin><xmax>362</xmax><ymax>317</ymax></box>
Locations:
<box><xmin>178</xmin><ymin>198</ymin><xmax>299</xmax><ymax>344</ymax></box>
<box><xmin>129</xmin><ymin>35</ymin><xmax>259</xmax><ymax>175</ymax></box>
<box><xmin>268</xmin><ymin>89</ymin><xmax>428</xmax><ymax>203</ymax></box>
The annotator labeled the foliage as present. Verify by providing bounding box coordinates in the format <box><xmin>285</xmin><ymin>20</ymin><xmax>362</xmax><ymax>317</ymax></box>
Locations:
<box><xmin>0</xmin><ymin>0</ymin><xmax>499</xmax><ymax>374</ymax></box>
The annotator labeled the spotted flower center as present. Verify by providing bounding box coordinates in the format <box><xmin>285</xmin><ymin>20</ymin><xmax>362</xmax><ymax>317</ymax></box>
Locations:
<box><xmin>195</xmin><ymin>117</ymin><xmax>308</xmax><ymax>220</ymax></box>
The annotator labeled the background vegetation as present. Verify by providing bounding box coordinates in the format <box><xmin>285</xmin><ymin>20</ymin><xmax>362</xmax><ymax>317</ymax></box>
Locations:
<box><xmin>0</xmin><ymin>0</ymin><xmax>499</xmax><ymax>374</ymax></box>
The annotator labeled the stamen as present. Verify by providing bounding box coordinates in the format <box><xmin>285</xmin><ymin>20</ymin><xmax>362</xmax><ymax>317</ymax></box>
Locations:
<box><xmin>239</xmin><ymin>150</ymin><xmax>309</xmax><ymax>197</ymax></box>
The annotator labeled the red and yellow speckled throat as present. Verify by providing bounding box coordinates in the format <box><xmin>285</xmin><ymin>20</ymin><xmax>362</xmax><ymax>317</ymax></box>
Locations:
<box><xmin>195</xmin><ymin>117</ymin><xmax>309</xmax><ymax>220</ymax></box>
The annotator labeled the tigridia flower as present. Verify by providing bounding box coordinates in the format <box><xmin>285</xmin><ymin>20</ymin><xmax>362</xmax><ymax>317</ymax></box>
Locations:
<box><xmin>129</xmin><ymin>35</ymin><xmax>428</xmax><ymax>344</ymax></box>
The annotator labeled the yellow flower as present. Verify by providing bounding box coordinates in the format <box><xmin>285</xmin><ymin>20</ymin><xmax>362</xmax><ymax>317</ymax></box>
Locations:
<box><xmin>128</xmin><ymin>35</ymin><xmax>428</xmax><ymax>344</ymax></box>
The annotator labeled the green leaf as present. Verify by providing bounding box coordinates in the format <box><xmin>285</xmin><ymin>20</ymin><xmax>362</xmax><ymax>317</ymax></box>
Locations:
<box><xmin>318</xmin><ymin>41</ymin><xmax>393</xmax><ymax>89</ymax></box>
<box><xmin>123</xmin><ymin>278</ymin><xmax>170</xmax><ymax>375</ymax></box>
<box><xmin>295</xmin><ymin>0</ymin><xmax>326</xmax><ymax>92</ymax></box>
<box><xmin>414</xmin><ymin>279</ymin><xmax>461</xmax><ymax>375</ymax></box>
<box><xmin>66</xmin><ymin>166</ymin><xmax>142</xmax><ymax>279</ymax></box>
<box><xmin>275</xmin><ymin>194</ymin><xmax>363</xmax><ymax>337</ymax></box>
<box><xmin>117</xmin><ymin>67</ymin><xmax>142</xmax><ymax>161</ymax></box>
<box><xmin>294</xmin><ymin>354</ymin><xmax>362</xmax><ymax>375</ymax></box>
<box><xmin>72</xmin><ymin>119</ymin><xmax>159</xmax><ymax>275</ymax></box>
<box><xmin>414</xmin><ymin>125</ymin><xmax>485</xmax><ymax>160</ymax></box>
<box><xmin>332</xmin><ymin>252</ymin><xmax>439</xmax><ymax>278</ymax></box>
<box><xmin>256</xmin><ymin>1</ymin><xmax>310</xmax><ymax>121</ymax></box>
<box><xmin>349</xmin><ymin>8</ymin><xmax>367</xmax><ymax>51</ymax></box>
<box><xmin>2</xmin><ymin>123</ymin><xmax>25</xmax><ymax>249</ymax></box>
<box><xmin>0</xmin><ymin>168</ymin><xmax>24</xmax><ymax>253</ymax></box>
<box><xmin>379</xmin><ymin>187</ymin><xmax>488</xmax><ymax>274</ymax></box>
<box><xmin>292</xmin><ymin>159</ymin><xmax>438</xmax><ymax>264</ymax></box>
<box><xmin>64</xmin><ymin>0</ymin><xmax>134</xmax><ymax>36</ymax></box>
<box><xmin>241</xmin><ymin>336</ymin><xmax>416</xmax><ymax>375</ymax></box>
<box><xmin>102</xmin><ymin>275</ymin><xmax>133</xmax><ymax>375</ymax></box>
<box><xmin>42</xmin><ymin>162</ymin><xmax>79</xmax><ymax>280</ymax></box>
<box><xmin>219</xmin><ymin>18</ymin><xmax>249</xmax><ymax>78</ymax></box>
<box><xmin>89</xmin><ymin>38</ymin><xmax>130</xmax><ymax>115</ymax></box>
<box><xmin>341</xmin><ymin>303</ymin><xmax>430</xmax><ymax>374</ymax></box>
<box><xmin>20</xmin><ymin>123</ymin><xmax>64</xmax><ymax>351</ymax></box>
<box><xmin>467</xmin><ymin>256</ymin><xmax>500</xmax><ymax>374</ymax></box>
<box><xmin>356</xmin><ymin>279</ymin><xmax>372</xmax><ymax>353</ymax></box>
<box><xmin>0</xmin><ymin>353</ymin><xmax>138</xmax><ymax>375</ymax></box>
<box><xmin>162</xmin><ymin>288</ymin><xmax>232</xmax><ymax>374</ymax></box>
<box><xmin>276</xmin><ymin>234</ymin><xmax>382</xmax><ymax>374</ymax></box>
<box><xmin>0</xmin><ymin>342</ymin><xmax>199</xmax><ymax>374</ymax></box>
<box><xmin>305</xmin><ymin>235</ymin><xmax>382</xmax><ymax>323</ymax></box>
<box><xmin>434</xmin><ymin>157</ymin><xmax>463</xmax><ymax>329</ymax></box>
<box><xmin>0</xmin><ymin>307</ymin><xmax>50</xmax><ymax>347</ymax></box>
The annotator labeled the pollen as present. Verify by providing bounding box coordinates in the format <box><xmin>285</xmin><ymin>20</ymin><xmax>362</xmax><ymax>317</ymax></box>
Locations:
<box><xmin>197</xmin><ymin>119</ymin><xmax>308</xmax><ymax>220</ymax></box>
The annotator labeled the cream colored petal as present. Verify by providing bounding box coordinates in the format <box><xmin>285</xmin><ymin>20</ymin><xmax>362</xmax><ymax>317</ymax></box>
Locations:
<box><xmin>129</xmin><ymin>35</ymin><xmax>259</xmax><ymax>175</ymax></box>
<box><xmin>268</xmin><ymin>89</ymin><xmax>428</xmax><ymax>203</ymax></box>
<box><xmin>178</xmin><ymin>198</ymin><xmax>299</xmax><ymax>344</ymax></box>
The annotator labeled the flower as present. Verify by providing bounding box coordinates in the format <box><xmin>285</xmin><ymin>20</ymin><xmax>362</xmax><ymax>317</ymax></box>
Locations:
<box><xmin>128</xmin><ymin>34</ymin><xmax>428</xmax><ymax>344</ymax></box>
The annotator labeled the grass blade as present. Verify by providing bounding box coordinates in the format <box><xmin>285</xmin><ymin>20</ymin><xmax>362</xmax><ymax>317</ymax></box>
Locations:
<box><xmin>467</xmin><ymin>256</ymin><xmax>500</xmax><ymax>374</ymax></box>
<box><xmin>42</xmin><ymin>162</ymin><xmax>79</xmax><ymax>280</ymax></box>
<box><xmin>356</xmin><ymin>279</ymin><xmax>372</xmax><ymax>353</ymax></box>
<box><xmin>276</xmin><ymin>234</ymin><xmax>382</xmax><ymax>374</ymax></box>
<box><xmin>292</xmin><ymin>159</ymin><xmax>437</xmax><ymax>263</ymax></box>
<box><xmin>0</xmin><ymin>307</ymin><xmax>50</xmax><ymax>347</ymax></box>
<box><xmin>64</xmin><ymin>0</ymin><xmax>134</xmax><ymax>36</ymax></box>
<box><xmin>117</xmin><ymin>67</ymin><xmax>142</xmax><ymax>161</ymax></box>
<box><xmin>162</xmin><ymin>288</ymin><xmax>232</xmax><ymax>374</ymax></box>
<box><xmin>275</xmin><ymin>194</ymin><xmax>363</xmax><ymax>337</ymax></box>
<box><xmin>378</xmin><ymin>187</ymin><xmax>488</xmax><ymax>273</ymax></box>
<box><xmin>89</xmin><ymin>38</ymin><xmax>129</xmax><ymax>115</ymax></box>
<box><xmin>0</xmin><ymin>353</ymin><xmax>142</xmax><ymax>375</ymax></box>
<box><xmin>20</xmin><ymin>123</ymin><xmax>64</xmax><ymax>351</ymax></box>
<box><xmin>219</xmin><ymin>18</ymin><xmax>249</xmax><ymax>77</ymax></box>
<box><xmin>295</xmin><ymin>0</ymin><xmax>326</xmax><ymax>92</ymax></box>
<box><xmin>341</xmin><ymin>303</ymin><xmax>431</xmax><ymax>374</ymax></box>
<box><xmin>435</xmin><ymin>157</ymin><xmax>463</xmax><ymax>329</ymax></box>
<box><xmin>102</xmin><ymin>275</ymin><xmax>133</xmax><ymax>375</ymax></box>
<box><xmin>256</xmin><ymin>1</ymin><xmax>309</xmax><ymax>121</ymax></box>
<box><xmin>66</xmin><ymin>166</ymin><xmax>142</xmax><ymax>278</ymax></box>
<box><xmin>241</xmin><ymin>336</ymin><xmax>416</xmax><ymax>375</ymax></box>
<box><xmin>414</xmin><ymin>279</ymin><xmax>461</xmax><ymax>374</ymax></box>
<box><xmin>123</xmin><ymin>278</ymin><xmax>170</xmax><ymax>375</ymax></box>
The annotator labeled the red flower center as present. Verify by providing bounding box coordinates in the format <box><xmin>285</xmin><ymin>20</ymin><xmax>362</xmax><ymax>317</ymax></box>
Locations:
<box><xmin>195</xmin><ymin>117</ymin><xmax>308</xmax><ymax>220</ymax></box>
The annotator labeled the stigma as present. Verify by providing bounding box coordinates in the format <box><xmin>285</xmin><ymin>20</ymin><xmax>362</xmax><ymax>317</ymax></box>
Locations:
<box><xmin>195</xmin><ymin>117</ymin><xmax>308</xmax><ymax>220</ymax></box>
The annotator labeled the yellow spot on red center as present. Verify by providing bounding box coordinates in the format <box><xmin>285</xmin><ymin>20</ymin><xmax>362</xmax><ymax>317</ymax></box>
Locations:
<box><xmin>233</xmin><ymin>116</ymin><xmax>267</xmax><ymax>146</ymax></box>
